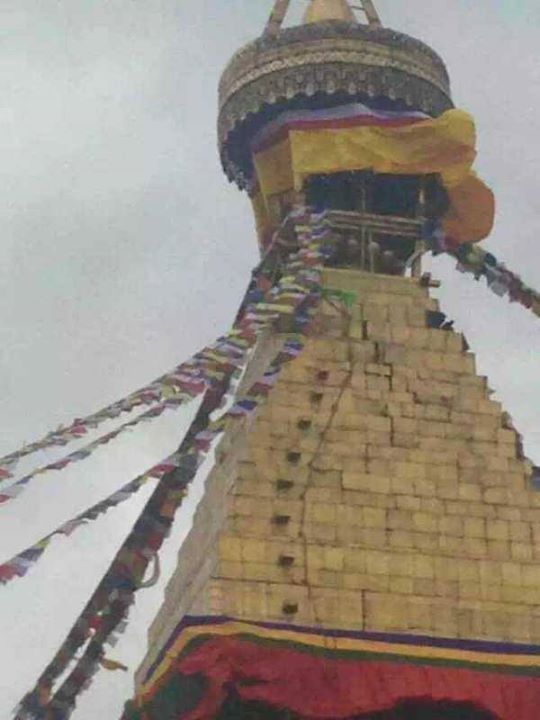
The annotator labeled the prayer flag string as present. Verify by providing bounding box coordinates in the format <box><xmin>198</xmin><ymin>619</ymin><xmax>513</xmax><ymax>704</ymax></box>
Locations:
<box><xmin>2</xmin><ymin>212</ymin><xmax>329</xmax><ymax>582</ymax></box>
<box><xmin>0</xmin><ymin>230</ymin><xmax>288</xmax><ymax>484</ymax></box>
<box><xmin>14</xmin><ymin>209</ymin><xmax>333</xmax><ymax>720</ymax></box>
<box><xmin>425</xmin><ymin>220</ymin><xmax>540</xmax><ymax>317</ymax></box>
<box><xmin>0</xmin><ymin>215</ymin><xmax>322</xmax><ymax>506</ymax></box>
<box><xmin>0</xmin><ymin>327</ymin><xmax>300</xmax><ymax>587</ymax></box>
<box><xmin>0</xmin><ymin>471</ymin><xmax>158</xmax><ymax>586</ymax></box>
<box><xmin>0</xmin><ymin>398</ymin><xmax>191</xmax><ymax>508</ymax></box>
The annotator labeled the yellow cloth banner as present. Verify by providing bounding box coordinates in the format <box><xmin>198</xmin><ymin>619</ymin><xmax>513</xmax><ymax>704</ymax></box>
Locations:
<box><xmin>252</xmin><ymin>109</ymin><xmax>494</xmax><ymax>244</ymax></box>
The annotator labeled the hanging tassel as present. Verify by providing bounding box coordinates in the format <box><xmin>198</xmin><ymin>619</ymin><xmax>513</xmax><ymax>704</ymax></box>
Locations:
<box><xmin>138</xmin><ymin>553</ymin><xmax>161</xmax><ymax>589</ymax></box>
<box><xmin>100</xmin><ymin>658</ymin><xmax>129</xmax><ymax>672</ymax></box>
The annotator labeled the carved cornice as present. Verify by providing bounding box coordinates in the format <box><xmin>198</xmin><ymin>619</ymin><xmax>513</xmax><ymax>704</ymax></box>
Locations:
<box><xmin>218</xmin><ymin>21</ymin><xmax>453</xmax><ymax>189</ymax></box>
<box><xmin>220</xmin><ymin>22</ymin><xmax>450</xmax><ymax>101</ymax></box>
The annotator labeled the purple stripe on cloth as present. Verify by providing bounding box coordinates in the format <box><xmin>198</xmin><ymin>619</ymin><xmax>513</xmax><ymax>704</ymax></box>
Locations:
<box><xmin>251</xmin><ymin>102</ymin><xmax>428</xmax><ymax>151</ymax></box>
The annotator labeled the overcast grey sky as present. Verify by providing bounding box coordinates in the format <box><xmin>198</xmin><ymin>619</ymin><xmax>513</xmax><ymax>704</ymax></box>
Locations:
<box><xmin>1</xmin><ymin>1</ymin><xmax>540</xmax><ymax>718</ymax></box>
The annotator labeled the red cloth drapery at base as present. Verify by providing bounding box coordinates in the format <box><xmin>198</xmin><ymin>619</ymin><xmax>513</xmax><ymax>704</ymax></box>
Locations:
<box><xmin>175</xmin><ymin>638</ymin><xmax>537</xmax><ymax>719</ymax></box>
<box><xmin>135</xmin><ymin>618</ymin><xmax>540</xmax><ymax>720</ymax></box>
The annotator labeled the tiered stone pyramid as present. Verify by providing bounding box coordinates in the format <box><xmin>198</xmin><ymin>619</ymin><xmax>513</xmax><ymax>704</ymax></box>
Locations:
<box><xmin>136</xmin><ymin>268</ymin><xmax>540</xmax><ymax>685</ymax></box>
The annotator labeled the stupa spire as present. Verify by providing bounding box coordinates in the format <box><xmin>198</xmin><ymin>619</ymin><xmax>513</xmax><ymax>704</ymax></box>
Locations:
<box><xmin>303</xmin><ymin>0</ymin><xmax>357</xmax><ymax>24</ymax></box>
<box><xmin>264</xmin><ymin>0</ymin><xmax>382</xmax><ymax>37</ymax></box>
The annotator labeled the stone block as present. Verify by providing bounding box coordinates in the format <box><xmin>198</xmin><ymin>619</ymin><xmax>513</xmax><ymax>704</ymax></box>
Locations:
<box><xmin>364</xmin><ymin>592</ymin><xmax>405</xmax><ymax>630</ymax></box>
<box><xmin>412</xmin><ymin>512</ymin><xmax>438</xmax><ymax>533</ymax></box>
<box><xmin>388</xmin><ymin>509</ymin><xmax>414</xmax><ymax>531</ymax></box>
<box><xmin>363</xmin><ymin>506</ymin><xmax>387</xmax><ymax>527</ymax></box>
<box><xmin>303</xmin><ymin>522</ymin><xmax>338</xmax><ymax>544</ymax></box>
<box><xmin>391</xmin><ymin>475</ymin><xmax>415</xmax><ymax>495</ymax></box>
<box><xmin>413</xmin><ymin>555</ymin><xmax>435</xmax><ymax>579</ymax></box>
<box><xmin>439</xmin><ymin>516</ymin><xmax>463</xmax><ymax>536</ymax></box>
<box><xmin>342</xmin><ymin>471</ymin><xmax>390</xmax><ymax>494</ymax></box>
<box><xmin>486</xmin><ymin>520</ymin><xmax>510</xmax><ymax>542</ymax></box>
<box><xmin>312</xmin><ymin>588</ymin><xmax>364</xmax><ymax>629</ymax></box>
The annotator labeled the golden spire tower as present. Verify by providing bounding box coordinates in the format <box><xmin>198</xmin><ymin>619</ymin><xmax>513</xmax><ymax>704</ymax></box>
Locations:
<box><xmin>125</xmin><ymin>3</ymin><xmax>538</xmax><ymax>719</ymax></box>
<box><xmin>6</xmin><ymin>3</ymin><xmax>540</xmax><ymax>719</ymax></box>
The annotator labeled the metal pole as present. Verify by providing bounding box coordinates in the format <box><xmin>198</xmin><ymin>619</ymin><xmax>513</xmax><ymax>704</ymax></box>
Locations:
<box><xmin>411</xmin><ymin>178</ymin><xmax>426</xmax><ymax>278</ymax></box>
<box><xmin>411</xmin><ymin>243</ymin><xmax>423</xmax><ymax>278</ymax></box>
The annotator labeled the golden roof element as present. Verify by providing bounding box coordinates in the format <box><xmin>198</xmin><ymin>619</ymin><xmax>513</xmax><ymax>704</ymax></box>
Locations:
<box><xmin>303</xmin><ymin>0</ymin><xmax>357</xmax><ymax>24</ymax></box>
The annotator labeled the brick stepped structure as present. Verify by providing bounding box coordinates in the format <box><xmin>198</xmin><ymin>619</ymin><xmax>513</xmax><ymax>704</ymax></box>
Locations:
<box><xmin>129</xmin><ymin>4</ymin><xmax>539</xmax><ymax>713</ymax></box>
<box><xmin>136</xmin><ymin>268</ymin><xmax>540</xmax><ymax>686</ymax></box>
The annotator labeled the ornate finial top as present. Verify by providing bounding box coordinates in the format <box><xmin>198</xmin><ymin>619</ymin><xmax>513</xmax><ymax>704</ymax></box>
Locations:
<box><xmin>264</xmin><ymin>1</ymin><xmax>382</xmax><ymax>37</ymax></box>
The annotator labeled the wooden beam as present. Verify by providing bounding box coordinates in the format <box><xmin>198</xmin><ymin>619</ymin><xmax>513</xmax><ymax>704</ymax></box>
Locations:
<box><xmin>264</xmin><ymin>0</ymin><xmax>292</xmax><ymax>37</ymax></box>
<box><xmin>361</xmin><ymin>0</ymin><xmax>382</xmax><ymax>26</ymax></box>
